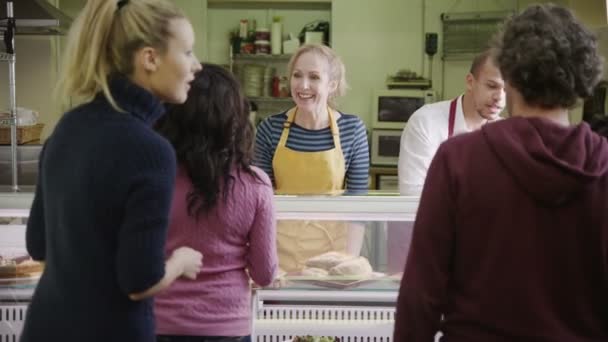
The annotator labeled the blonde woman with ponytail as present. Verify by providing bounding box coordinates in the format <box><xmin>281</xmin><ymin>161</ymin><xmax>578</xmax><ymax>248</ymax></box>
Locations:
<box><xmin>22</xmin><ymin>1</ymin><xmax>202</xmax><ymax>341</ymax></box>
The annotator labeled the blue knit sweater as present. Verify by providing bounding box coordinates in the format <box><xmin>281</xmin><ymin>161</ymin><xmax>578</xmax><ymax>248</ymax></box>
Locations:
<box><xmin>22</xmin><ymin>77</ymin><xmax>176</xmax><ymax>342</ymax></box>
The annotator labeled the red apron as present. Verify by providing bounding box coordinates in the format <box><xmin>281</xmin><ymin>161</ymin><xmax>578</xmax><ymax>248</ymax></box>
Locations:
<box><xmin>448</xmin><ymin>97</ymin><xmax>458</xmax><ymax>138</ymax></box>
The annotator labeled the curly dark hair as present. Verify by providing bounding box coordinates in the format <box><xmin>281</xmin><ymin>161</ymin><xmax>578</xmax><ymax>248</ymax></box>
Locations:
<box><xmin>493</xmin><ymin>4</ymin><xmax>603</xmax><ymax>108</ymax></box>
<box><xmin>156</xmin><ymin>63</ymin><xmax>262</xmax><ymax>218</ymax></box>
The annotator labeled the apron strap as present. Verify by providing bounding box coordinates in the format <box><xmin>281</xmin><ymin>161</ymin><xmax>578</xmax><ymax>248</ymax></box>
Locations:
<box><xmin>327</xmin><ymin>108</ymin><xmax>342</xmax><ymax>152</ymax></box>
<box><xmin>279</xmin><ymin>107</ymin><xmax>343</xmax><ymax>150</ymax></box>
<box><xmin>277</xmin><ymin>108</ymin><xmax>297</xmax><ymax>148</ymax></box>
<box><xmin>448</xmin><ymin>97</ymin><xmax>458</xmax><ymax>138</ymax></box>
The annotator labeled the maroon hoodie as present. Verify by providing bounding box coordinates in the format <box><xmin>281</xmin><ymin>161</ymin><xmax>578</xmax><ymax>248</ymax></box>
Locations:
<box><xmin>394</xmin><ymin>117</ymin><xmax>608</xmax><ymax>342</ymax></box>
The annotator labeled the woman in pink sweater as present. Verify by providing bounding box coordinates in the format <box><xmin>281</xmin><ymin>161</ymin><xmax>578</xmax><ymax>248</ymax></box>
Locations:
<box><xmin>154</xmin><ymin>64</ymin><xmax>278</xmax><ymax>342</ymax></box>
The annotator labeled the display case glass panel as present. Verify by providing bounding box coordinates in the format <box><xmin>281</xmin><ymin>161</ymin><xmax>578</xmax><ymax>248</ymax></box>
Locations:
<box><xmin>270</xmin><ymin>194</ymin><xmax>417</xmax><ymax>292</ymax></box>
<box><xmin>0</xmin><ymin>193</ymin><xmax>420</xmax><ymax>294</ymax></box>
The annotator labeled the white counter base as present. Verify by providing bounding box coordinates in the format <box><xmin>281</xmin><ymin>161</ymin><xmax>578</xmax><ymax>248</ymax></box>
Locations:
<box><xmin>253</xmin><ymin>290</ymin><xmax>396</xmax><ymax>342</ymax></box>
<box><xmin>0</xmin><ymin>304</ymin><xmax>27</xmax><ymax>341</ymax></box>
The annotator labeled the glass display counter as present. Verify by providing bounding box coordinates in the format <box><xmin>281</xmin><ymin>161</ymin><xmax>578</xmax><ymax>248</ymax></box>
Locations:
<box><xmin>254</xmin><ymin>194</ymin><xmax>418</xmax><ymax>342</ymax></box>
<box><xmin>0</xmin><ymin>192</ymin><xmax>420</xmax><ymax>341</ymax></box>
<box><xmin>0</xmin><ymin>193</ymin><xmax>33</xmax><ymax>341</ymax></box>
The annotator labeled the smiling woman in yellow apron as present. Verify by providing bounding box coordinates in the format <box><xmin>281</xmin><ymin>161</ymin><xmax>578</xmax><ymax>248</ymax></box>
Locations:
<box><xmin>253</xmin><ymin>44</ymin><xmax>370</xmax><ymax>273</ymax></box>
<box><xmin>273</xmin><ymin>106</ymin><xmax>350</xmax><ymax>271</ymax></box>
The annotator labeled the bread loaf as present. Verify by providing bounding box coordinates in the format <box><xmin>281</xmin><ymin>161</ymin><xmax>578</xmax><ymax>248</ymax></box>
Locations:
<box><xmin>301</xmin><ymin>267</ymin><xmax>329</xmax><ymax>277</ymax></box>
<box><xmin>0</xmin><ymin>256</ymin><xmax>43</xmax><ymax>278</ymax></box>
<box><xmin>328</xmin><ymin>256</ymin><xmax>373</xmax><ymax>277</ymax></box>
<box><xmin>305</xmin><ymin>251</ymin><xmax>354</xmax><ymax>270</ymax></box>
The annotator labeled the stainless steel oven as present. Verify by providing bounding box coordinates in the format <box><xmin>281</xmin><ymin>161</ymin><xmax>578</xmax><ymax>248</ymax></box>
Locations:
<box><xmin>370</xmin><ymin>129</ymin><xmax>401</xmax><ymax>166</ymax></box>
<box><xmin>377</xmin><ymin>174</ymin><xmax>399</xmax><ymax>191</ymax></box>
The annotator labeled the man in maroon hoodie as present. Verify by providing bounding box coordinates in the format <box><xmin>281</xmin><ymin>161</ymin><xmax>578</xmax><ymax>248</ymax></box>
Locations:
<box><xmin>394</xmin><ymin>4</ymin><xmax>607</xmax><ymax>342</ymax></box>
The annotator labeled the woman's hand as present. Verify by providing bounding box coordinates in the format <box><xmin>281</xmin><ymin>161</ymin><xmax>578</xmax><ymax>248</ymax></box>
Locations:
<box><xmin>128</xmin><ymin>247</ymin><xmax>203</xmax><ymax>301</ymax></box>
<box><xmin>170</xmin><ymin>246</ymin><xmax>203</xmax><ymax>279</ymax></box>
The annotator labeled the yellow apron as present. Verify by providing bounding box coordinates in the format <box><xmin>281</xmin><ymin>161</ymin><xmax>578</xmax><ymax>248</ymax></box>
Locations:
<box><xmin>272</xmin><ymin>107</ymin><xmax>348</xmax><ymax>272</ymax></box>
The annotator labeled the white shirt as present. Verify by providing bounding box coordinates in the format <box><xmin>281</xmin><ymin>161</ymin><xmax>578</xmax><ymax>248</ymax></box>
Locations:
<box><xmin>398</xmin><ymin>95</ymin><xmax>471</xmax><ymax>195</ymax></box>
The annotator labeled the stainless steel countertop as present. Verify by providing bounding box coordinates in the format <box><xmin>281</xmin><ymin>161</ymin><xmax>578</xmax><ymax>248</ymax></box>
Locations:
<box><xmin>0</xmin><ymin>145</ymin><xmax>42</xmax><ymax>187</ymax></box>
<box><xmin>0</xmin><ymin>286</ymin><xmax>35</xmax><ymax>301</ymax></box>
<box><xmin>0</xmin><ymin>192</ymin><xmax>420</xmax><ymax>221</ymax></box>
<box><xmin>0</xmin><ymin>191</ymin><xmax>34</xmax><ymax>214</ymax></box>
<box><xmin>0</xmin><ymin>186</ymin><xmax>35</xmax><ymax>192</ymax></box>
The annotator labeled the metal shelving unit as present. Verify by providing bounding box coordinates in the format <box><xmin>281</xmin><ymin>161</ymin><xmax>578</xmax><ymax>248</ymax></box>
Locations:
<box><xmin>0</xmin><ymin>1</ymin><xmax>20</xmax><ymax>192</ymax></box>
<box><xmin>0</xmin><ymin>51</ymin><xmax>12</xmax><ymax>61</ymax></box>
<box><xmin>231</xmin><ymin>52</ymin><xmax>295</xmax><ymax>119</ymax></box>
<box><xmin>0</xmin><ymin>3</ymin><xmax>39</xmax><ymax>338</ymax></box>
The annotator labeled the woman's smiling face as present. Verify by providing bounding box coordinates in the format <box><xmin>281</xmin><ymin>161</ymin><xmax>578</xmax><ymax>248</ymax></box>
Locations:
<box><xmin>290</xmin><ymin>51</ymin><xmax>337</xmax><ymax>113</ymax></box>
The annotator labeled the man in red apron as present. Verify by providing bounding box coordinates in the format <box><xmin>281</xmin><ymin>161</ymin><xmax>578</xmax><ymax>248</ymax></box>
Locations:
<box><xmin>388</xmin><ymin>50</ymin><xmax>506</xmax><ymax>275</ymax></box>
<box><xmin>397</xmin><ymin>49</ymin><xmax>506</xmax><ymax>197</ymax></box>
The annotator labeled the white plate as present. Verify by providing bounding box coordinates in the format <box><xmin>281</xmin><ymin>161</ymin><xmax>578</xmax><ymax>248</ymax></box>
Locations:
<box><xmin>289</xmin><ymin>272</ymin><xmax>385</xmax><ymax>289</ymax></box>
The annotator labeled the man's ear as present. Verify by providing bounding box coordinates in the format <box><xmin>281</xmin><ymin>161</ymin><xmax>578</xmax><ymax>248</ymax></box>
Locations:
<box><xmin>465</xmin><ymin>73</ymin><xmax>475</xmax><ymax>92</ymax></box>
<box><xmin>135</xmin><ymin>47</ymin><xmax>160</xmax><ymax>73</ymax></box>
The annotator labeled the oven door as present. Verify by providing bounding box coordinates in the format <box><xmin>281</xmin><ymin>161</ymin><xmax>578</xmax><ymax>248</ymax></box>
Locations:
<box><xmin>370</xmin><ymin>129</ymin><xmax>402</xmax><ymax>166</ymax></box>
<box><xmin>377</xmin><ymin>174</ymin><xmax>399</xmax><ymax>191</ymax></box>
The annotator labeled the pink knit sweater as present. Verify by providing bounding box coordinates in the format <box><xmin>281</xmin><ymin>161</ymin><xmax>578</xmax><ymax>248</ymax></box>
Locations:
<box><xmin>154</xmin><ymin>166</ymin><xmax>277</xmax><ymax>336</ymax></box>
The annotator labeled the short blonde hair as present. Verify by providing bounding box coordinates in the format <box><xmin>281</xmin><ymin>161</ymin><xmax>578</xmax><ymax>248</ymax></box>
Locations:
<box><xmin>56</xmin><ymin>0</ymin><xmax>185</xmax><ymax>110</ymax></box>
<box><xmin>287</xmin><ymin>44</ymin><xmax>348</xmax><ymax>107</ymax></box>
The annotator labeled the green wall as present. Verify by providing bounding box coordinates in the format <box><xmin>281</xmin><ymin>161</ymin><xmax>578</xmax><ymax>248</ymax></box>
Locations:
<box><xmin>1</xmin><ymin>0</ymin><xmax>605</xmax><ymax>140</ymax></box>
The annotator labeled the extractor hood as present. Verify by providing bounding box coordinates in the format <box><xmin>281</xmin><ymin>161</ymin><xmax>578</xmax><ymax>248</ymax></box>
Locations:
<box><xmin>0</xmin><ymin>0</ymin><xmax>72</xmax><ymax>35</ymax></box>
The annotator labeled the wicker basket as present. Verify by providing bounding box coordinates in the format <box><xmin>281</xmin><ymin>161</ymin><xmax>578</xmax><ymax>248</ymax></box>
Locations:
<box><xmin>0</xmin><ymin>123</ymin><xmax>44</xmax><ymax>145</ymax></box>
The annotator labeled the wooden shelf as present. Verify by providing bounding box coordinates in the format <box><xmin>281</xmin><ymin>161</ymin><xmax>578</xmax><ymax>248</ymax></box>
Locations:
<box><xmin>209</xmin><ymin>0</ymin><xmax>330</xmax><ymax>3</ymax></box>
<box><xmin>208</xmin><ymin>0</ymin><xmax>331</xmax><ymax>10</ymax></box>
<box><xmin>233</xmin><ymin>53</ymin><xmax>292</xmax><ymax>62</ymax></box>
<box><xmin>249</xmin><ymin>96</ymin><xmax>293</xmax><ymax>103</ymax></box>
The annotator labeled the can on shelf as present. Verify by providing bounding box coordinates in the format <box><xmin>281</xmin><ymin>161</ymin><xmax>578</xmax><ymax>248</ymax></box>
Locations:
<box><xmin>255</xmin><ymin>40</ymin><xmax>270</xmax><ymax>54</ymax></box>
<box><xmin>255</xmin><ymin>28</ymin><xmax>270</xmax><ymax>41</ymax></box>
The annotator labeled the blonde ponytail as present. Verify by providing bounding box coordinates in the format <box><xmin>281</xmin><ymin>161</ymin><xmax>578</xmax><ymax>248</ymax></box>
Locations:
<box><xmin>56</xmin><ymin>0</ymin><xmax>184</xmax><ymax>111</ymax></box>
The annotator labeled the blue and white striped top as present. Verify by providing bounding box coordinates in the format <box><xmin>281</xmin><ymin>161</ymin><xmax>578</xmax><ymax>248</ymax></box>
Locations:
<box><xmin>253</xmin><ymin>111</ymin><xmax>370</xmax><ymax>193</ymax></box>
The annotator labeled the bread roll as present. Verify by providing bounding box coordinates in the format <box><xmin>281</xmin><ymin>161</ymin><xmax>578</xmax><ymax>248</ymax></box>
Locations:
<box><xmin>328</xmin><ymin>256</ymin><xmax>373</xmax><ymax>277</ymax></box>
<box><xmin>300</xmin><ymin>267</ymin><xmax>329</xmax><ymax>277</ymax></box>
<box><xmin>305</xmin><ymin>251</ymin><xmax>354</xmax><ymax>270</ymax></box>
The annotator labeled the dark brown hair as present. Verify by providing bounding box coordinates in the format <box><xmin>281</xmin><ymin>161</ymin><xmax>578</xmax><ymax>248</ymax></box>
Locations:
<box><xmin>156</xmin><ymin>63</ymin><xmax>262</xmax><ymax>217</ymax></box>
<box><xmin>469</xmin><ymin>49</ymin><xmax>496</xmax><ymax>77</ymax></box>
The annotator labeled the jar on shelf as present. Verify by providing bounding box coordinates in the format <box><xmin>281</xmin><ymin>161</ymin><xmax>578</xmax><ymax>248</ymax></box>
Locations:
<box><xmin>255</xmin><ymin>28</ymin><xmax>270</xmax><ymax>41</ymax></box>
<box><xmin>240</xmin><ymin>42</ymin><xmax>255</xmax><ymax>54</ymax></box>
<box><xmin>272</xmin><ymin>76</ymin><xmax>280</xmax><ymax>97</ymax></box>
<box><xmin>243</xmin><ymin>64</ymin><xmax>265</xmax><ymax>97</ymax></box>
<box><xmin>263</xmin><ymin>66</ymin><xmax>274</xmax><ymax>97</ymax></box>
<box><xmin>255</xmin><ymin>40</ymin><xmax>270</xmax><ymax>54</ymax></box>
<box><xmin>278</xmin><ymin>76</ymin><xmax>290</xmax><ymax>97</ymax></box>
<box><xmin>239</xmin><ymin>19</ymin><xmax>248</xmax><ymax>39</ymax></box>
